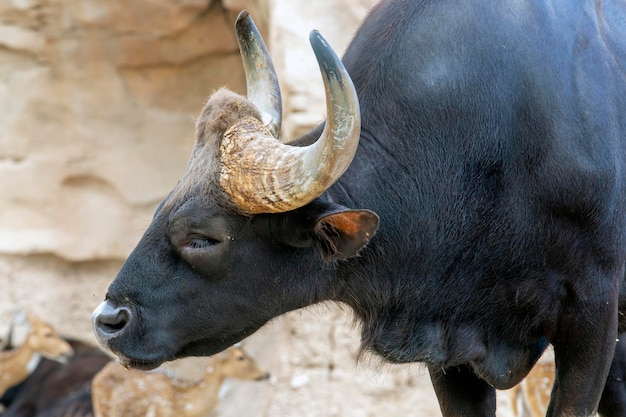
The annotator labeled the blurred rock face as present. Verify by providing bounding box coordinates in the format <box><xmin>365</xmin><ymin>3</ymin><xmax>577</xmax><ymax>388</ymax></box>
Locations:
<box><xmin>0</xmin><ymin>0</ymin><xmax>251</xmax><ymax>261</ymax></box>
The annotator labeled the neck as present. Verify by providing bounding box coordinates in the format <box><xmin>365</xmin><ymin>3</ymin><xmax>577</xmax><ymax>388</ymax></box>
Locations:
<box><xmin>0</xmin><ymin>342</ymin><xmax>38</xmax><ymax>395</ymax></box>
<box><xmin>172</xmin><ymin>368</ymin><xmax>225</xmax><ymax>417</ymax></box>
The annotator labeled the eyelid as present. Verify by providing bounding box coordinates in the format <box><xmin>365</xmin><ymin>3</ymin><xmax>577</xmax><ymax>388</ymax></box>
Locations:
<box><xmin>168</xmin><ymin>214</ymin><xmax>228</xmax><ymax>250</ymax></box>
<box><xmin>187</xmin><ymin>234</ymin><xmax>221</xmax><ymax>247</ymax></box>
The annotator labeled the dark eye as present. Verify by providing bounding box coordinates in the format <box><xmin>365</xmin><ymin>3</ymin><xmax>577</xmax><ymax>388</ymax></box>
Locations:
<box><xmin>187</xmin><ymin>235</ymin><xmax>220</xmax><ymax>250</ymax></box>
<box><xmin>166</xmin><ymin>206</ymin><xmax>230</xmax><ymax>276</ymax></box>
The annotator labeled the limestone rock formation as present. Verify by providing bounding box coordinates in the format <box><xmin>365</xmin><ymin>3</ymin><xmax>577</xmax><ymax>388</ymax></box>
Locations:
<box><xmin>0</xmin><ymin>0</ymin><xmax>251</xmax><ymax>261</ymax></box>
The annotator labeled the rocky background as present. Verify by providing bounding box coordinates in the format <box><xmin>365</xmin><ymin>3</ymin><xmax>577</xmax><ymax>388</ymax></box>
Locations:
<box><xmin>0</xmin><ymin>1</ymin><xmax>518</xmax><ymax>416</ymax></box>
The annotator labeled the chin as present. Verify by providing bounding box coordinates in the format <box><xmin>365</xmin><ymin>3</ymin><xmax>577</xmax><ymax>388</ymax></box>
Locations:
<box><xmin>115</xmin><ymin>354</ymin><xmax>166</xmax><ymax>371</ymax></box>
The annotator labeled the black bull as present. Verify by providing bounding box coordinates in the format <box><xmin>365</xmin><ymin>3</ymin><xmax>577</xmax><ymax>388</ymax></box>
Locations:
<box><xmin>93</xmin><ymin>0</ymin><xmax>626</xmax><ymax>416</ymax></box>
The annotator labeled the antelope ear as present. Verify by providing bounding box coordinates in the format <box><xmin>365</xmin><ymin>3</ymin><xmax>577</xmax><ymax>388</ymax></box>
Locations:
<box><xmin>314</xmin><ymin>208</ymin><xmax>379</xmax><ymax>261</ymax></box>
<box><xmin>9</xmin><ymin>310</ymin><xmax>30</xmax><ymax>347</ymax></box>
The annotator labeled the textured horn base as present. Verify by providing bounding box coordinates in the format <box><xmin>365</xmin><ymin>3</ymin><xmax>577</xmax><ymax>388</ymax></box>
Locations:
<box><xmin>218</xmin><ymin>15</ymin><xmax>360</xmax><ymax>215</ymax></box>
<box><xmin>220</xmin><ymin>118</ymin><xmax>326</xmax><ymax>214</ymax></box>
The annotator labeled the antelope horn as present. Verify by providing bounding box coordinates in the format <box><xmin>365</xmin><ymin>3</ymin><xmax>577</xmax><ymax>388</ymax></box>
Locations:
<box><xmin>219</xmin><ymin>29</ymin><xmax>361</xmax><ymax>214</ymax></box>
<box><xmin>235</xmin><ymin>10</ymin><xmax>282</xmax><ymax>138</ymax></box>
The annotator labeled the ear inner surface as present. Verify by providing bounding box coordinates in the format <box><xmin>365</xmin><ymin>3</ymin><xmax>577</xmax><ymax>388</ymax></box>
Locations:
<box><xmin>315</xmin><ymin>210</ymin><xmax>379</xmax><ymax>260</ymax></box>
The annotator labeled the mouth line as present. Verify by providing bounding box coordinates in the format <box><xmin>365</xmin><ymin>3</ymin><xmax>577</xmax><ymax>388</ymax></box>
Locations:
<box><xmin>178</xmin><ymin>324</ymin><xmax>264</xmax><ymax>357</ymax></box>
<box><xmin>111</xmin><ymin>336</ymin><xmax>220</xmax><ymax>371</ymax></box>
<box><xmin>110</xmin><ymin>322</ymin><xmax>266</xmax><ymax>370</ymax></box>
<box><xmin>116</xmin><ymin>354</ymin><xmax>167</xmax><ymax>371</ymax></box>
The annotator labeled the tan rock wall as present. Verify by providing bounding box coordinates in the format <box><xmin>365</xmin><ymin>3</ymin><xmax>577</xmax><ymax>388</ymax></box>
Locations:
<box><xmin>0</xmin><ymin>1</ymin><xmax>515</xmax><ymax>416</ymax></box>
<box><xmin>0</xmin><ymin>0</ymin><xmax>254</xmax><ymax>262</ymax></box>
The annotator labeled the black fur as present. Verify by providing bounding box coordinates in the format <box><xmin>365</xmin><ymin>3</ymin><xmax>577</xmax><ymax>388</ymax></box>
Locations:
<box><xmin>94</xmin><ymin>1</ymin><xmax>626</xmax><ymax>415</ymax></box>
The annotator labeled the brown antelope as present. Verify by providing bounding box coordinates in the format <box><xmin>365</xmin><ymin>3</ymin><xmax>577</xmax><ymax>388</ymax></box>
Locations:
<box><xmin>510</xmin><ymin>358</ymin><xmax>555</xmax><ymax>417</ymax></box>
<box><xmin>92</xmin><ymin>346</ymin><xmax>269</xmax><ymax>417</ymax></box>
<box><xmin>0</xmin><ymin>311</ymin><xmax>73</xmax><ymax>397</ymax></box>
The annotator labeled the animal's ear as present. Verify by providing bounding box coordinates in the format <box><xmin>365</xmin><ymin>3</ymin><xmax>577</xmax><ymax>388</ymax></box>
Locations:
<box><xmin>9</xmin><ymin>310</ymin><xmax>31</xmax><ymax>346</ymax></box>
<box><xmin>314</xmin><ymin>208</ymin><xmax>379</xmax><ymax>261</ymax></box>
<box><xmin>255</xmin><ymin>199</ymin><xmax>379</xmax><ymax>261</ymax></box>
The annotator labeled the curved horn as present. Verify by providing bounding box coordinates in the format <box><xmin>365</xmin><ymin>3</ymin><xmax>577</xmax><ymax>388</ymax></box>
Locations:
<box><xmin>220</xmin><ymin>30</ymin><xmax>361</xmax><ymax>214</ymax></box>
<box><xmin>235</xmin><ymin>10</ymin><xmax>282</xmax><ymax>138</ymax></box>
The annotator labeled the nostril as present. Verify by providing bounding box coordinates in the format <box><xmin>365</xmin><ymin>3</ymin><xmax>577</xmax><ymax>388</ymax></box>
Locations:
<box><xmin>99</xmin><ymin>309</ymin><xmax>128</xmax><ymax>333</ymax></box>
<box><xmin>92</xmin><ymin>301</ymin><xmax>132</xmax><ymax>338</ymax></box>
